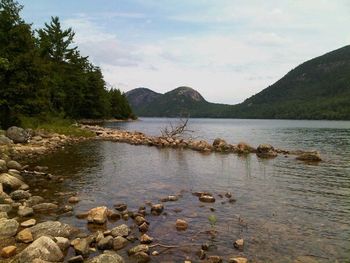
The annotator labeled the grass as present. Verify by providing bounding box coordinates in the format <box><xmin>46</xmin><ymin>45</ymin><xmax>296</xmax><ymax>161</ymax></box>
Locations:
<box><xmin>19</xmin><ymin>116</ymin><xmax>95</xmax><ymax>138</ymax></box>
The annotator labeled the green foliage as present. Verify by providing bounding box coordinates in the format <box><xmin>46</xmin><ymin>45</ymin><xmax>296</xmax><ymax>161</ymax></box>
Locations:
<box><xmin>129</xmin><ymin>46</ymin><xmax>350</xmax><ymax>120</ymax></box>
<box><xmin>0</xmin><ymin>0</ymin><xmax>134</xmax><ymax>129</ymax></box>
<box><xmin>20</xmin><ymin>115</ymin><xmax>95</xmax><ymax>137</ymax></box>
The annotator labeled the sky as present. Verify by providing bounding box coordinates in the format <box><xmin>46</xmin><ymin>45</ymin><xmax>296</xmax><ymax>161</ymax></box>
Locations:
<box><xmin>20</xmin><ymin>0</ymin><xmax>350</xmax><ymax>104</ymax></box>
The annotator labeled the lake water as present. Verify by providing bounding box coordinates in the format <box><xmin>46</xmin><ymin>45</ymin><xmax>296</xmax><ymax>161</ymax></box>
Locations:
<box><xmin>33</xmin><ymin>118</ymin><xmax>350</xmax><ymax>262</ymax></box>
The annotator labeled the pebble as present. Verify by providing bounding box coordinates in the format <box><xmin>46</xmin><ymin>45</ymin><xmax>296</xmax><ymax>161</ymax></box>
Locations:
<box><xmin>175</xmin><ymin>219</ymin><xmax>188</xmax><ymax>231</ymax></box>
<box><xmin>234</xmin><ymin>239</ymin><xmax>244</xmax><ymax>251</ymax></box>
<box><xmin>16</xmin><ymin>228</ymin><xmax>33</xmax><ymax>243</ymax></box>
<box><xmin>20</xmin><ymin>218</ymin><xmax>36</xmax><ymax>227</ymax></box>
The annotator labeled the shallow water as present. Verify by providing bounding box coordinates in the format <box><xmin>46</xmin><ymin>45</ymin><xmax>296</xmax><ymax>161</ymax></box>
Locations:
<box><xmin>32</xmin><ymin>118</ymin><xmax>350</xmax><ymax>262</ymax></box>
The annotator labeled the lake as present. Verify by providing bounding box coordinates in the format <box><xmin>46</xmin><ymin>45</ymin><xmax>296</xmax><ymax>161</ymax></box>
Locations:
<box><xmin>33</xmin><ymin>118</ymin><xmax>350</xmax><ymax>262</ymax></box>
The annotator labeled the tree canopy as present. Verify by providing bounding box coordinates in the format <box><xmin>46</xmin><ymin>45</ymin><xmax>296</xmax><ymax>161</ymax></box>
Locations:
<box><xmin>0</xmin><ymin>0</ymin><xmax>134</xmax><ymax>129</ymax></box>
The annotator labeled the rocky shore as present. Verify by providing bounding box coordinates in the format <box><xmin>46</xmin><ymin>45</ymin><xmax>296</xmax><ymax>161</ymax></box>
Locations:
<box><xmin>0</xmin><ymin>124</ymin><xmax>322</xmax><ymax>262</ymax></box>
<box><xmin>0</xmin><ymin>155</ymin><xmax>249</xmax><ymax>262</ymax></box>
<box><xmin>80</xmin><ymin>124</ymin><xmax>322</xmax><ymax>162</ymax></box>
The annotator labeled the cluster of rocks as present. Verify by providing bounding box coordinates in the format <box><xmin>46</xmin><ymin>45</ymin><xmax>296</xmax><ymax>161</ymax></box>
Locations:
<box><xmin>0</xmin><ymin>126</ymin><xmax>88</xmax><ymax>161</ymax></box>
<box><xmin>81</xmin><ymin>125</ymin><xmax>322</xmax><ymax>162</ymax></box>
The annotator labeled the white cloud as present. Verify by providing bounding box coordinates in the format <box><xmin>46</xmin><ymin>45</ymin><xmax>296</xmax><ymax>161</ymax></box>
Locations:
<box><xmin>61</xmin><ymin>0</ymin><xmax>350</xmax><ymax>104</ymax></box>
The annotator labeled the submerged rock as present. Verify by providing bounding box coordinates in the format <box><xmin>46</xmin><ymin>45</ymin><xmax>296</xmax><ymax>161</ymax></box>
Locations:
<box><xmin>128</xmin><ymin>244</ymin><xmax>149</xmax><ymax>256</ymax></box>
<box><xmin>296</xmin><ymin>152</ymin><xmax>322</xmax><ymax>162</ymax></box>
<box><xmin>233</xmin><ymin>238</ymin><xmax>244</xmax><ymax>251</ymax></box>
<box><xmin>113</xmin><ymin>236</ymin><xmax>128</xmax><ymax>250</ymax></box>
<box><xmin>228</xmin><ymin>257</ymin><xmax>248</xmax><ymax>263</ymax></box>
<box><xmin>11</xmin><ymin>190</ymin><xmax>31</xmax><ymax>201</ymax></box>
<box><xmin>32</xmin><ymin>202</ymin><xmax>58</xmax><ymax>212</ymax></box>
<box><xmin>151</xmin><ymin>204</ymin><xmax>164</xmax><ymax>215</ymax></box>
<box><xmin>175</xmin><ymin>219</ymin><xmax>188</xmax><ymax>231</ymax></box>
<box><xmin>6</xmin><ymin>160</ymin><xmax>22</xmax><ymax>171</ymax></box>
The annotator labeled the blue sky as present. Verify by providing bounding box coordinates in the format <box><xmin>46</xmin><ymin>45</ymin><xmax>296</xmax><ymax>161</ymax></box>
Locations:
<box><xmin>21</xmin><ymin>0</ymin><xmax>350</xmax><ymax>104</ymax></box>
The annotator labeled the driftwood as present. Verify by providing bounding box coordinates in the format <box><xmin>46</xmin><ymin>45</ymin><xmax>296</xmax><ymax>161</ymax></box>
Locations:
<box><xmin>160</xmin><ymin>117</ymin><xmax>194</xmax><ymax>139</ymax></box>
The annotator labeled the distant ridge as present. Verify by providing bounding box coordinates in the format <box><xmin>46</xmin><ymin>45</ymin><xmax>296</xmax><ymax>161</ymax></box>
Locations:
<box><xmin>126</xmin><ymin>45</ymin><xmax>350</xmax><ymax>120</ymax></box>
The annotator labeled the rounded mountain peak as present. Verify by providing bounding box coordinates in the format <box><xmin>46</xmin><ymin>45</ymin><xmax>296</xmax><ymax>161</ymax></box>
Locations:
<box><xmin>169</xmin><ymin>86</ymin><xmax>205</xmax><ymax>102</ymax></box>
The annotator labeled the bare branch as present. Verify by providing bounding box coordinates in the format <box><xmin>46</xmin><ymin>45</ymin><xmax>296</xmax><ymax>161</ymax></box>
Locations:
<box><xmin>160</xmin><ymin>117</ymin><xmax>194</xmax><ymax>139</ymax></box>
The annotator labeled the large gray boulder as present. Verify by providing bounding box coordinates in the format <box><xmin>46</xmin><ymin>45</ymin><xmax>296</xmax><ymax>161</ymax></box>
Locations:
<box><xmin>0</xmin><ymin>218</ymin><xmax>19</xmax><ymax>239</ymax></box>
<box><xmin>86</xmin><ymin>251</ymin><xmax>124</xmax><ymax>263</ymax></box>
<box><xmin>10</xmin><ymin>236</ymin><xmax>64</xmax><ymax>262</ymax></box>
<box><xmin>30</xmin><ymin>221</ymin><xmax>78</xmax><ymax>239</ymax></box>
<box><xmin>6</xmin><ymin>126</ymin><xmax>29</xmax><ymax>144</ymax></box>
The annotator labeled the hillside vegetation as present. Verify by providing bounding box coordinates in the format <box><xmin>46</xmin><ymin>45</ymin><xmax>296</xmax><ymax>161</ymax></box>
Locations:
<box><xmin>127</xmin><ymin>46</ymin><xmax>350</xmax><ymax>120</ymax></box>
<box><xmin>0</xmin><ymin>0</ymin><xmax>134</xmax><ymax>129</ymax></box>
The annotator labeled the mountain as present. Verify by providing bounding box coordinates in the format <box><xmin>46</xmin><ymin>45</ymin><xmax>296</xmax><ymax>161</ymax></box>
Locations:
<box><xmin>126</xmin><ymin>86</ymin><xmax>231</xmax><ymax>117</ymax></box>
<box><xmin>126</xmin><ymin>45</ymin><xmax>350</xmax><ymax>120</ymax></box>
<box><xmin>125</xmin><ymin>88</ymin><xmax>162</xmax><ymax>109</ymax></box>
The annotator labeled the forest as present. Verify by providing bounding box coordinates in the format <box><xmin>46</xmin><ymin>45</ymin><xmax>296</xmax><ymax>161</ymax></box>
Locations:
<box><xmin>0</xmin><ymin>0</ymin><xmax>134</xmax><ymax>129</ymax></box>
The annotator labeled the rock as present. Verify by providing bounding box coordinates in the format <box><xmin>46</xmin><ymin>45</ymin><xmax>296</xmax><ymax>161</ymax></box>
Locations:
<box><xmin>0</xmin><ymin>173</ymin><xmax>26</xmax><ymax>191</ymax></box>
<box><xmin>151</xmin><ymin>204</ymin><xmax>164</xmax><ymax>215</ymax></box>
<box><xmin>68</xmin><ymin>196</ymin><xmax>80</xmax><ymax>204</ymax></box>
<box><xmin>140</xmin><ymin>234</ymin><xmax>153</xmax><ymax>244</ymax></box>
<box><xmin>234</xmin><ymin>239</ymin><xmax>244</xmax><ymax>251</ymax></box>
<box><xmin>256</xmin><ymin>144</ymin><xmax>278</xmax><ymax>158</ymax></box>
<box><xmin>16</xmin><ymin>228</ymin><xmax>33</xmax><ymax>243</ymax></box>
<box><xmin>87</xmin><ymin>206</ymin><xmax>108</xmax><ymax>224</ymax></box>
<box><xmin>30</xmin><ymin>221</ymin><xmax>78</xmax><ymax>239</ymax></box>
<box><xmin>32</xmin><ymin>202</ymin><xmax>58</xmax><ymax>212</ymax></box>
<box><xmin>296</xmin><ymin>152</ymin><xmax>322</xmax><ymax>162</ymax></box>
<box><xmin>6</xmin><ymin>126</ymin><xmax>29</xmax><ymax>143</ymax></box>
<box><xmin>213</xmin><ymin>138</ymin><xmax>231</xmax><ymax>152</ymax></box>
<box><xmin>135</xmin><ymin>216</ymin><xmax>146</xmax><ymax>226</ymax></box>
<box><xmin>128</xmin><ymin>244</ymin><xmax>149</xmax><ymax>256</ymax></box>
<box><xmin>54</xmin><ymin>236</ymin><xmax>70</xmax><ymax>251</ymax></box>
<box><xmin>11</xmin><ymin>190</ymin><xmax>31</xmax><ymax>200</ymax></box>
<box><xmin>236</xmin><ymin>142</ymin><xmax>255</xmax><ymax>154</ymax></box>
<box><xmin>0</xmin><ymin>218</ymin><xmax>19</xmax><ymax>238</ymax></box>
<box><xmin>176</xmin><ymin>219</ymin><xmax>188</xmax><ymax>231</ymax></box>
<box><xmin>0</xmin><ymin>159</ymin><xmax>7</xmax><ymax>172</ymax></box>
<box><xmin>293</xmin><ymin>256</ymin><xmax>320</xmax><ymax>263</ymax></box>
<box><xmin>107</xmin><ymin>209</ymin><xmax>121</xmax><ymax>221</ymax></box>
<box><xmin>6</xmin><ymin>160</ymin><xmax>22</xmax><ymax>171</ymax></box>
<box><xmin>13</xmin><ymin>236</ymin><xmax>64</xmax><ymax>262</ymax></box>
<box><xmin>0</xmin><ymin>212</ymin><xmax>8</xmax><ymax>219</ymax></box>
<box><xmin>111</xmin><ymin>224</ymin><xmax>130</xmax><ymax>237</ymax></box>
<box><xmin>34</xmin><ymin>166</ymin><xmax>48</xmax><ymax>172</ymax></box>
<box><xmin>1</xmin><ymin>245</ymin><xmax>17</xmax><ymax>258</ymax></box>
<box><xmin>20</xmin><ymin>218</ymin><xmax>36</xmax><ymax>227</ymax></box>
<box><xmin>97</xmin><ymin>235</ymin><xmax>113</xmax><ymax>250</ymax></box>
<box><xmin>0</xmin><ymin>135</ymin><xmax>13</xmax><ymax>146</ymax></box>
<box><xmin>17</xmin><ymin>206</ymin><xmax>34</xmax><ymax>217</ymax></box>
<box><xmin>207</xmin><ymin>255</ymin><xmax>222</xmax><ymax>263</ymax></box>
<box><xmin>114</xmin><ymin>203</ymin><xmax>127</xmax><ymax>211</ymax></box>
<box><xmin>160</xmin><ymin>195</ymin><xmax>178</xmax><ymax>202</ymax></box>
<box><xmin>86</xmin><ymin>250</ymin><xmax>124</xmax><ymax>263</ymax></box>
<box><xmin>228</xmin><ymin>257</ymin><xmax>248</xmax><ymax>263</ymax></box>
<box><xmin>72</xmin><ymin>238</ymin><xmax>90</xmax><ymax>256</ymax></box>
<box><xmin>197</xmin><ymin>249</ymin><xmax>206</xmax><ymax>260</ymax></box>
<box><xmin>25</xmin><ymin>195</ymin><xmax>44</xmax><ymax>207</ymax></box>
<box><xmin>199</xmin><ymin>195</ymin><xmax>216</xmax><ymax>203</ymax></box>
<box><xmin>132</xmin><ymin>252</ymin><xmax>151</xmax><ymax>263</ymax></box>
<box><xmin>68</xmin><ymin>255</ymin><xmax>84</xmax><ymax>263</ymax></box>
<box><xmin>0</xmin><ymin>204</ymin><xmax>12</xmax><ymax>213</ymax></box>
<box><xmin>138</xmin><ymin>222</ymin><xmax>149</xmax><ymax>233</ymax></box>
<box><xmin>113</xmin><ymin>236</ymin><xmax>128</xmax><ymax>250</ymax></box>
<box><xmin>75</xmin><ymin>211</ymin><xmax>89</xmax><ymax>219</ymax></box>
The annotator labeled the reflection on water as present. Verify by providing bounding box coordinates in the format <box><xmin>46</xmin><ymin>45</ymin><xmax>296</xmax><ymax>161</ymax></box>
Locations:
<box><xmin>32</xmin><ymin>119</ymin><xmax>350</xmax><ymax>262</ymax></box>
